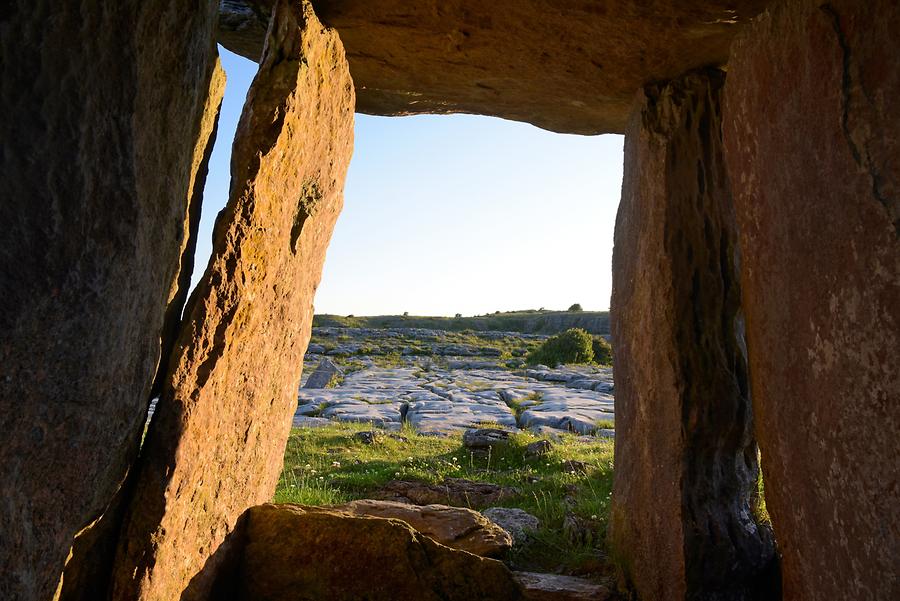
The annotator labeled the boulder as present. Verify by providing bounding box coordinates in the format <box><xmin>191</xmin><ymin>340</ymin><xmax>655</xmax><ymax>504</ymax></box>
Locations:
<box><xmin>231</xmin><ymin>504</ymin><xmax>524</xmax><ymax>601</ymax></box>
<box><xmin>331</xmin><ymin>499</ymin><xmax>511</xmax><ymax>557</ymax></box>
<box><xmin>609</xmin><ymin>70</ymin><xmax>773</xmax><ymax>601</ymax></box>
<box><xmin>0</xmin><ymin>1</ymin><xmax>222</xmax><ymax>598</ymax></box>
<box><xmin>463</xmin><ymin>428</ymin><xmax>512</xmax><ymax>450</ymax></box>
<box><xmin>525</xmin><ymin>440</ymin><xmax>552</xmax><ymax>458</ymax></box>
<box><xmin>482</xmin><ymin>508</ymin><xmax>541</xmax><ymax>545</ymax></box>
<box><xmin>303</xmin><ymin>357</ymin><xmax>343</xmax><ymax>388</ymax></box>
<box><xmin>109</xmin><ymin>2</ymin><xmax>355</xmax><ymax>599</ymax></box>
<box><xmin>374</xmin><ymin>478</ymin><xmax>519</xmax><ymax>508</ymax></box>
<box><xmin>513</xmin><ymin>572</ymin><xmax>611</xmax><ymax>601</ymax></box>
<box><xmin>723</xmin><ymin>1</ymin><xmax>900</xmax><ymax>598</ymax></box>
<box><xmin>352</xmin><ymin>430</ymin><xmax>379</xmax><ymax>445</ymax></box>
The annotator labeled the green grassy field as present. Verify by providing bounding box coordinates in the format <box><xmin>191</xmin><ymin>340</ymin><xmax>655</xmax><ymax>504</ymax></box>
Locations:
<box><xmin>274</xmin><ymin>421</ymin><xmax>616</xmax><ymax>576</ymax></box>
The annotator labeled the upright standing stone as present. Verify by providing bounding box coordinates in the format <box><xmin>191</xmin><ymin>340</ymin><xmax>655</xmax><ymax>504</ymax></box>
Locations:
<box><xmin>0</xmin><ymin>2</ymin><xmax>222</xmax><ymax>599</ymax></box>
<box><xmin>723</xmin><ymin>1</ymin><xmax>900</xmax><ymax>599</ymax></box>
<box><xmin>110</xmin><ymin>1</ymin><xmax>355</xmax><ymax>599</ymax></box>
<box><xmin>609</xmin><ymin>70</ymin><xmax>773</xmax><ymax>601</ymax></box>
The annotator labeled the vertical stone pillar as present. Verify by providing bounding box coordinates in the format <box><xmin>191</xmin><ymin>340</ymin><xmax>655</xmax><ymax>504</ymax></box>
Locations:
<box><xmin>110</xmin><ymin>1</ymin><xmax>355</xmax><ymax>599</ymax></box>
<box><xmin>723</xmin><ymin>1</ymin><xmax>900</xmax><ymax>599</ymax></box>
<box><xmin>609</xmin><ymin>69</ymin><xmax>774</xmax><ymax>601</ymax></box>
<box><xmin>0</xmin><ymin>2</ymin><xmax>222</xmax><ymax>599</ymax></box>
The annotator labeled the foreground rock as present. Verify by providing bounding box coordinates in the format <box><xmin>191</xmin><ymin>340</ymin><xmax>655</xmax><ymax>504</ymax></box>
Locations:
<box><xmin>513</xmin><ymin>572</ymin><xmax>611</xmax><ymax>601</ymax></box>
<box><xmin>110</xmin><ymin>3</ymin><xmax>355</xmax><ymax>599</ymax></box>
<box><xmin>218</xmin><ymin>0</ymin><xmax>769</xmax><ymax>134</ymax></box>
<box><xmin>374</xmin><ymin>478</ymin><xmax>519</xmax><ymax>508</ymax></box>
<box><xmin>609</xmin><ymin>70</ymin><xmax>773</xmax><ymax>600</ymax></box>
<box><xmin>331</xmin><ymin>500</ymin><xmax>511</xmax><ymax>557</ymax></box>
<box><xmin>723</xmin><ymin>1</ymin><xmax>900</xmax><ymax>599</ymax></box>
<box><xmin>231</xmin><ymin>504</ymin><xmax>524</xmax><ymax>601</ymax></box>
<box><xmin>0</xmin><ymin>1</ymin><xmax>223</xmax><ymax>598</ymax></box>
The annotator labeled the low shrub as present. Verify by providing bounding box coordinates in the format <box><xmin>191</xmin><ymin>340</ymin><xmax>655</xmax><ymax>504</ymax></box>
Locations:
<box><xmin>591</xmin><ymin>336</ymin><xmax>613</xmax><ymax>366</ymax></box>
<box><xmin>526</xmin><ymin>328</ymin><xmax>594</xmax><ymax>367</ymax></box>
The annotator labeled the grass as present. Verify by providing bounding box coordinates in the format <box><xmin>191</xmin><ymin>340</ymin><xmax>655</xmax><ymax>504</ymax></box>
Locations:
<box><xmin>274</xmin><ymin>421</ymin><xmax>616</xmax><ymax>576</ymax></box>
<box><xmin>506</xmin><ymin>391</ymin><xmax>543</xmax><ymax>420</ymax></box>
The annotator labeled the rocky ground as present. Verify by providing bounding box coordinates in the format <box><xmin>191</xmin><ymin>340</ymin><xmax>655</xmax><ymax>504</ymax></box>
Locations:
<box><xmin>295</xmin><ymin>327</ymin><xmax>615</xmax><ymax>437</ymax></box>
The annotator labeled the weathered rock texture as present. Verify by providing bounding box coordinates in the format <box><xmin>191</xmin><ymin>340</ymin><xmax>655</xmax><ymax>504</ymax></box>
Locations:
<box><xmin>0</xmin><ymin>1</ymin><xmax>222</xmax><ymax>599</ymax></box>
<box><xmin>231</xmin><ymin>504</ymin><xmax>524</xmax><ymax>601</ymax></box>
<box><xmin>110</xmin><ymin>2</ymin><xmax>355</xmax><ymax>599</ymax></box>
<box><xmin>513</xmin><ymin>571</ymin><xmax>611</xmax><ymax>601</ymax></box>
<box><xmin>219</xmin><ymin>0</ymin><xmax>770</xmax><ymax>134</ymax></box>
<box><xmin>331</xmin><ymin>499</ymin><xmax>512</xmax><ymax>557</ymax></box>
<box><xmin>374</xmin><ymin>478</ymin><xmax>520</xmax><ymax>508</ymax></box>
<box><xmin>609</xmin><ymin>70</ymin><xmax>773</xmax><ymax>600</ymax></box>
<box><xmin>723</xmin><ymin>1</ymin><xmax>900</xmax><ymax>599</ymax></box>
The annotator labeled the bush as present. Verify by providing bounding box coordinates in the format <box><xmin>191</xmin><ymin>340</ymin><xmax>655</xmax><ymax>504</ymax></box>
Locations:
<box><xmin>568</xmin><ymin>303</ymin><xmax>583</xmax><ymax>312</ymax></box>
<box><xmin>591</xmin><ymin>336</ymin><xmax>613</xmax><ymax>366</ymax></box>
<box><xmin>526</xmin><ymin>328</ymin><xmax>594</xmax><ymax>367</ymax></box>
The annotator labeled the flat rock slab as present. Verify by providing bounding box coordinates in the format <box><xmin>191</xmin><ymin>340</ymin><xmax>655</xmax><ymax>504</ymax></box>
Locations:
<box><xmin>218</xmin><ymin>0</ymin><xmax>769</xmax><ymax>134</ymax></box>
<box><xmin>374</xmin><ymin>479</ymin><xmax>520</xmax><ymax>509</ymax></box>
<box><xmin>294</xmin><ymin>361</ymin><xmax>615</xmax><ymax>434</ymax></box>
<box><xmin>520</xmin><ymin>390</ymin><xmax>615</xmax><ymax>435</ymax></box>
<box><xmin>234</xmin><ymin>504</ymin><xmax>523</xmax><ymax>601</ymax></box>
<box><xmin>406</xmin><ymin>399</ymin><xmax>517</xmax><ymax>433</ymax></box>
<box><xmin>513</xmin><ymin>571</ymin><xmax>611</xmax><ymax>601</ymax></box>
<box><xmin>330</xmin><ymin>499</ymin><xmax>512</xmax><ymax>557</ymax></box>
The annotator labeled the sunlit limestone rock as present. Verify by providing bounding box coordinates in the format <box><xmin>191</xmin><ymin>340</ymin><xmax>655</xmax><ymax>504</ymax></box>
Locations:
<box><xmin>110</xmin><ymin>1</ymin><xmax>355</xmax><ymax>599</ymax></box>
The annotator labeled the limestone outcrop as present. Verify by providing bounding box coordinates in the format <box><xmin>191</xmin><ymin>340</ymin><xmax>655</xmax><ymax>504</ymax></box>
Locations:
<box><xmin>0</xmin><ymin>1</ymin><xmax>222</xmax><ymax>599</ymax></box>
<box><xmin>218</xmin><ymin>0</ymin><xmax>770</xmax><ymax>134</ymax></box>
<box><xmin>229</xmin><ymin>504</ymin><xmax>524</xmax><ymax>601</ymax></box>
<box><xmin>330</xmin><ymin>499</ymin><xmax>512</xmax><ymax>557</ymax></box>
<box><xmin>609</xmin><ymin>70</ymin><xmax>774</xmax><ymax>600</ymax></box>
<box><xmin>723</xmin><ymin>0</ymin><xmax>900</xmax><ymax>598</ymax></box>
<box><xmin>109</xmin><ymin>1</ymin><xmax>355</xmax><ymax>599</ymax></box>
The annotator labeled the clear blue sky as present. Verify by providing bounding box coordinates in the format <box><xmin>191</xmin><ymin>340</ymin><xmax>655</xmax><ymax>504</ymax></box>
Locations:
<box><xmin>196</xmin><ymin>47</ymin><xmax>624</xmax><ymax>316</ymax></box>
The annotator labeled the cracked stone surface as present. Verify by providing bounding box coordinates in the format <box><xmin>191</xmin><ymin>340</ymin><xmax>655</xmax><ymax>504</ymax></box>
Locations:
<box><xmin>295</xmin><ymin>328</ymin><xmax>615</xmax><ymax>436</ymax></box>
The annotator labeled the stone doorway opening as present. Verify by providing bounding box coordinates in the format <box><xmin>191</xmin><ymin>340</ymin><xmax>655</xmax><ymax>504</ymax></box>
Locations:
<box><xmin>179</xmin><ymin>44</ymin><xmax>629</xmax><ymax>594</ymax></box>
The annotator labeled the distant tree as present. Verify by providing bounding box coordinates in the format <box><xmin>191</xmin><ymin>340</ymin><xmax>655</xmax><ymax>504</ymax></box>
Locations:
<box><xmin>568</xmin><ymin>303</ymin><xmax>583</xmax><ymax>312</ymax></box>
<box><xmin>403</xmin><ymin>311</ymin><xmax>409</xmax><ymax>317</ymax></box>
<box><xmin>454</xmin><ymin>313</ymin><xmax>462</xmax><ymax>319</ymax></box>
<box><xmin>539</xmin><ymin>307</ymin><xmax>545</xmax><ymax>312</ymax></box>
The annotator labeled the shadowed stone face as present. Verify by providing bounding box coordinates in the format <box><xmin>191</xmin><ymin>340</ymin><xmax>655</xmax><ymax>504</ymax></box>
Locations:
<box><xmin>723</xmin><ymin>1</ymin><xmax>900</xmax><ymax>598</ymax></box>
<box><xmin>110</xmin><ymin>1</ymin><xmax>355</xmax><ymax>599</ymax></box>
<box><xmin>218</xmin><ymin>0</ymin><xmax>771</xmax><ymax>134</ymax></box>
<box><xmin>609</xmin><ymin>70</ymin><xmax>774</xmax><ymax>601</ymax></box>
<box><xmin>0</xmin><ymin>1</ymin><xmax>221</xmax><ymax>599</ymax></box>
